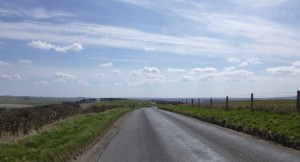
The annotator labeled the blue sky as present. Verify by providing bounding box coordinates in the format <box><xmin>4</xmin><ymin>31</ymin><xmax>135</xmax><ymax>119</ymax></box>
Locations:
<box><xmin>0</xmin><ymin>0</ymin><xmax>300</xmax><ymax>98</ymax></box>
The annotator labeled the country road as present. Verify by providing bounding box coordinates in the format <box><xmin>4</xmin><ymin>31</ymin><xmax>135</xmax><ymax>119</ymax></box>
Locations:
<box><xmin>98</xmin><ymin>108</ymin><xmax>300</xmax><ymax>162</ymax></box>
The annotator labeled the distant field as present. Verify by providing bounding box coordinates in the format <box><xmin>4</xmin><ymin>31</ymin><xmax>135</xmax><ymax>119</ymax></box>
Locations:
<box><xmin>0</xmin><ymin>96</ymin><xmax>79</xmax><ymax>107</ymax></box>
<box><xmin>88</xmin><ymin>99</ymin><xmax>150</xmax><ymax>108</ymax></box>
<box><xmin>0</xmin><ymin>104</ymin><xmax>33</xmax><ymax>108</ymax></box>
<box><xmin>198</xmin><ymin>99</ymin><xmax>296</xmax><ymax>112</ymax></box>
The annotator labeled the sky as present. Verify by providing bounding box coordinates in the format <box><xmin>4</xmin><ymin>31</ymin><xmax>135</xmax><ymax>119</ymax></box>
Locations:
<box><xmin>0</xmin><ymin>0</ymin><xmax>300</xmax><ymax>98</ymax></box>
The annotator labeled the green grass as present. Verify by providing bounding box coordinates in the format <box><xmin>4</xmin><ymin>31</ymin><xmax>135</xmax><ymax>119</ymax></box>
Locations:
<box><xmin>199</xmin><ymin>99</ymin><xmax>296</xmax><ymax>112</ymax></box>
<box><xmin>159</xmin><ymin>104</ymin><xmax>300</xmax><ymax>149</ymax></box>
<box><xmin>0</xmin><ymin>96</ymin><xmax>78</xmax><ymax>107</ymax></box>
<box><xmin>0</xmin><ymin>108</ymin><xmax>131</xmax><ymax>162</ymax></box>
<box><xmin>87</xmin><ymin>99</ymin><xmax>151</xmax><ymax>109</ymax></box>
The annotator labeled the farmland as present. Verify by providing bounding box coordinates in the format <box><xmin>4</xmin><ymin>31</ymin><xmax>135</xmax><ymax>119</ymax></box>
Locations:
<box><xmin>0</xmin><ymin>96</ymin><xmax>79</xmax><ymax>108</ymax></box>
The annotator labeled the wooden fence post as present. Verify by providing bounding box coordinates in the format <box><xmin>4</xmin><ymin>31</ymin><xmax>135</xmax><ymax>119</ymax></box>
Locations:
<box><xmin>198</xmin><ymin>98</ymin><xmax>201</xmax><ymax>107</ymax></box>
<box><xmin>186</xmin><ymin>99</ymin><xmax>187</xmax><ymax>105</ymax></box>
<box><xmin>210</xmin><ymin>98</ymin><xmax>213</xmax><ymax>109</ymax></box>
<box><xmin>226</xmin><ymin>96</ymin><xmax>229</xmax><ymax>111</ymax></box>
<box><xmin>192</xmin><ymin>99</ymin><xmax>194</xmax><ymax>105</ymax></box>
<box><xmin>251</xmin><ymin>93</ymin><xmax>254</xmax><ymax>111</ymax></box>
<box><xmin>297</xmin><ymin>91</ymin><xmax>300</xmax><ymax>113</ymax></box>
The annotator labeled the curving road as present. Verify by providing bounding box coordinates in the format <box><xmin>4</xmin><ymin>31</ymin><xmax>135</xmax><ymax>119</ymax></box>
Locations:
<box><xmin>99</xmin><ymin>108</ymin><xmax>300</xmax><ymax>162</ymax></box>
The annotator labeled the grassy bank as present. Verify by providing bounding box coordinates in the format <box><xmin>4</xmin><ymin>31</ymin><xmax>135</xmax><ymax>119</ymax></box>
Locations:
<box><xmin>159</xmin><ymin>104</ymin><xmax>300</xmax><ymax>149</ymax></box>
<box><xmin>0</xmin><ymin>108</ymin><xmax>131</xmax><ymax>162</ymax></box>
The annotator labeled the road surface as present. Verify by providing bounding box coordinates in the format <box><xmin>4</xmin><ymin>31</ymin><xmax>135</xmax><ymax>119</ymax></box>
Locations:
<box><xmin>98</xmin><ymin>108</ymin><xmax>300</xmax><ymax>162</ymax></box>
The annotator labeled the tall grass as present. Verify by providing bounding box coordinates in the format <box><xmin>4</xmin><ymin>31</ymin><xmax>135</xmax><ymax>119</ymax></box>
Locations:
<box><xmin>159</xmin><ymin>104</ymin><xmax>300</xmax><ymax>149</ymax></box>
<box><xmin>195</xmin><ymin>99</ymin><xmax>296</xmax><ymax>113</ymax></box>
<box><xmin>0</xmin><ymin>108</ymin><xmax>131</xmax><ymax>162</ymax></box>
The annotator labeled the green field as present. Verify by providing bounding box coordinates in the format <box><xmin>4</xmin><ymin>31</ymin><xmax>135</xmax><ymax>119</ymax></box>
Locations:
<box><xmin>159</xmin><ymin>104</ymin><xmax>300</xmax><ymax>149</ymax></box>
<box><xmin>0</xmin><ymin>108</ymin><xmax>131</xmax><ymax>162</ymax></box>
<box><xmin>0</xmin><ymin>96</ymin><xmax>79</xmax><ymax>107</ymax></box>
<box><xmin>199</xmin><ymin>99</ymin><xmax>296</xmax><ymax>112</ymax></box>
<box><xmin>86</xmin><ymin>99</ymin><xmax>151</xmax><ymax>109</ymax></box>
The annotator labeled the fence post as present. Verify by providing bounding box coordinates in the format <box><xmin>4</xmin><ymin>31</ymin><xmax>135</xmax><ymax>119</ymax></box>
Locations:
<box><xmin>186</xmin><ymin>99</ymin><xmax>187</xmax><ymax>105</ymax></box>
<box><xmin>210</xmin><ymin>98</ymin><xmax>213</xmax><ymax>109</ymax></box>
<box><xmin>192</xmin><ymin>99</ymin><xmax>194</xmax><ymax>105</ymax></box>
<box><xmin>251</xmin><ymin>93</ymin><xmax>254</xmax><ymax>111</ymax></box>
<box><xmin>198</xmin><ymin>98</ymin><xmax>201</xmax><ymax>107</ymax></box>
<box><xmin>297</xmin><ymin>91</ymin><xmax>300</xmax><ymax>113</ymax></box>
<box><xmin>226</xmin><ymin>96</ymin><xmax>229</xmax><ymax>111</ymax></box>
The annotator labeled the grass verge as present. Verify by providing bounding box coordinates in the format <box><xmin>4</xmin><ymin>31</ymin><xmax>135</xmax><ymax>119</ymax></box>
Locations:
<box><xmin>159</xmin><ymin>104</ymin><xmax>300</xmax><ymax>149</ymax></box>
<box><xmin>0</xmin><ymin>108</ymin><xmax>131</xmax><ymax>162</ymax></box>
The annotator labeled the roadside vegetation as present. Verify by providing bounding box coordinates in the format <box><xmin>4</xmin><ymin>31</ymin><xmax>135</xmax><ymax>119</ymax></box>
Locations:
<box><xmin>205</xmin><ymin>99</ymin><xmax>296</xmax><ymax>112</ymax></box>
<box><xmin>158</xmin><ymin>104</ymin><xmax>300</xmax><ymax>150</ymax></box>
<box><xmin>0</xmin><ymin>97</ymin><xmax>150</xmax><ymax>161</ymax></box>
<box><xmin>0</xmin><ymin>98</ymin><xmax>149</xmax><ymax>140</ymax></box>
<box><xmin>0</xmin><ymin>108</ymin><xmax>131</xmax><ymax>161</ymax></box>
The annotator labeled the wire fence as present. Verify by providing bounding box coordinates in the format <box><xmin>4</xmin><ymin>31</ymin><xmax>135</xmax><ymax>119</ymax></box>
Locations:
<box><xmin>173</xmin><ymin>91</ymin><xmax>300</xmax><ymax>113</ymax></box>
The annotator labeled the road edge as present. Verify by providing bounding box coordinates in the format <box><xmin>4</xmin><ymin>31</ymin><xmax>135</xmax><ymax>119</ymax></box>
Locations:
<box><xmin>158</xmin><ymin>107</ymin><xmax>300</xmax><ymax>150</ymax></box>
<box><xmin>69</xmin><ymin>109</ymin><xmax>134</xmax><ymax>162</ymax></box>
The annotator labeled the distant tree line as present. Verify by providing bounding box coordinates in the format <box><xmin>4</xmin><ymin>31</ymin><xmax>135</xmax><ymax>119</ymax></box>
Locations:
<box><xmin>0</xmin><ymin>98</ymin><xmax>122</xmax><ymax>138</ymax></box>
<box><xmin>100</xmin><ymin>98</ymin><xmax>127</xmax><ymax>101</ymax></box>
<box><xmin>152</xmin><ymin>99</ymin><xmax>183</xmax><ymax>105</ymax></box>
<box><xmin>76</xmin><ymin>98</ymin><xmax>97</xmax><ymax>104</ymax></box>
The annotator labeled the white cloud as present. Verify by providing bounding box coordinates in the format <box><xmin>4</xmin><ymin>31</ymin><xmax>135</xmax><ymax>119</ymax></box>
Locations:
<box><xmin>221</xmin><ymin>70</ymin><xmax>254</xmax><ymax>79</ymax></box>
<box><xmin>227</xmin><ymin>57</ymin><xmax>241</xmax><ymax>63</ymax></box>
<box><xmin>34</xmin><ymin>81</ymin><xmax>48</xmax><ymax>85</ymax></box>
<box><xmin>227</xmin><ymin>57</ymin><xmax>261</xmax><ymax>67</ymax></box>
<box><xmin>230</xmin><ymin>0</ymin><xmax>288</xmax><ymax>8</ymax></box>
<box><xmin>172</xmin><ymin>66</ymin><xmax>254</xmax><ymax>82</ymax></box>
<box><xmin>128</xmin><ymin>66</ymin><xmax>165</xmax><ymax>85</ymax></box>
<box><xmin>0</xmin><ymin>60</ymin><xmax>10</xmax><ymax>66</ymax></box>
<box><xmin>18</xmin><ymin>59</ymin><xmax>33</xmax><ymax>64</ymax></box>
<box><xmin>0</xmin><ymin>2</ymin><xmax>300</xmax><ymax>59</ymax></box>
<box><xmin>54</xmin><ymin>72</ymin><xmax>76</xmax><ymax>80</ymax></box>
<box><xmin>144</xmin><ymin>47</ymin><xmax>156</xmax><ymax>51</ymax></box>
<box><xmin>240</xmin><ymin>61</ymin><xmax>248</xmax><ymax>67</ymax></box>
<box><xmin>247</xmin><ymin>58</ymin><xmax>261</xmax><ymax>65</ymax></box>
<box><xmin>265</xmin><ymin>61</ymin><xmax>300</xmax><ymax>75</ymax></box>
<box><xmin>144</xmin><ymin>73</ymin><xmax>165</xmax><ymax>84</ymax></box>
<box><xmin>0</xmin><ymin>74</ymin><xmax>22</xmax><ymax>80</ymax></box>
<box><xmin>167</xmin><ymin>68</ymin><xmax>186</xmax><ymax>73</ymax></box>
<box><xmin>130</xmin><ymin>70</ymin><xmax>143</xmax><ymax>77</ymax></box>
<box><xmin>31</xmin><ymin>7</ymin><xmax>74</xmax><ymax>19</ymax></box>
<box><xmin>181</xmin><ymin>75</ymin><xmax>195</xmax><ymax>82</ymax></box>
<box><xmin>224</xmin><ymin>66</ymin><xmax>236</xmax><ymax>72</ymax></box>
<box><xmin>142</xmin><ymin>67</ymin><xmax>160</xmax><ymax>73</ymax></box>
<box><xmin>189</xmin><ymin>67</ymin><xmax>217</xmax><ymax>74</ymax></box>
<box><xmin>28</xmin><ymin>40</ymin><xmax>54</xmax><ymax>50</ymax></box>
<box><xmin>174</xmin><ymin>6</ymin><xmax>300</xmax><ymax>57</ymax></box>
<box><xmin>112</xmin><ymin>69</ymin><xmax>121</xmax><ymax>75</ymax></box>
<box><xmin>199</xmin><ymin>69</ymin><xmax>254</xmax><ymax>81</ymax></box>
<box><xmin>0</xmin><ymin>7</ymin><xmax>74</xmax><ymax>19</ymax></box>
<box><xmin>97</xmin><ymin>73</ymin><xmax>105</xmax><ymax>78</ymax></box>
<box><xmin>99</xmin><ymin>62</ymin><xmax>113</xmax><ymax>68</ymax></box>
<box><xmin>0</xmin><ymin>21</ymin><xmax>235</xmax><ymax>56</ymax></box>
<box><xmin>78</xmin><ymin>79</ymin><xmax>89</xmax><ymax>86</ymax></box>
<box><xmin>28</xmin><ymin>40</ymin><xmax>84</xmax><ymax>52</ymax></box>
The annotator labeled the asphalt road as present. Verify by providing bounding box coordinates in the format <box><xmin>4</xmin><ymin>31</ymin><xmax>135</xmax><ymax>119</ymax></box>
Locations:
<box><xmin>99</xmin><ymin>108</ymin><xmax>300</xmax><ymax>162</ymax></box>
